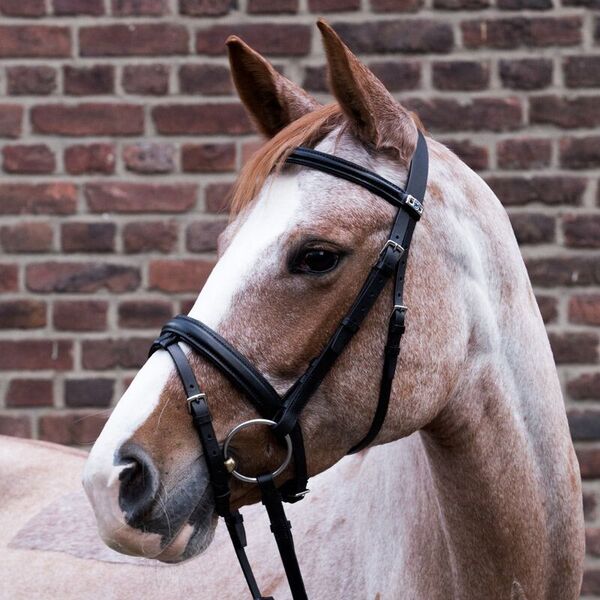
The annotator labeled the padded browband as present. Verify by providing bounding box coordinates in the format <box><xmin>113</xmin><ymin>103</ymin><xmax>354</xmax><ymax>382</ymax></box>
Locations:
<box><xmin>286</xmin><ymin>147</ymin><xmax>424</xmax><ymax>220</ymax></box>
<box><xmin>151</xmin><ymin>315</ymin><xmax>282</xmax><ymax>417</ymax></box>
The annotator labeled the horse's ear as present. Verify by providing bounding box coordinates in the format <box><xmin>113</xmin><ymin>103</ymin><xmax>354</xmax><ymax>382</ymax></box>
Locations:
<box><xmin>226</xmin><ymin>36</ymin><xmax>320</xmax><ymax>138</ymax></box>
<box><xmin>317</xmin><ymin>19</ymin><xmax>417</xmax><ymax>162</ymax></box>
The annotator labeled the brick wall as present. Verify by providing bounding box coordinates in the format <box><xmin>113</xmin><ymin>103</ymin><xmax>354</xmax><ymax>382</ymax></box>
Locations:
<box><xmin>0</xmin><ymin>0</ymin><xmax>598</xmax><ymax>594</ymax></box>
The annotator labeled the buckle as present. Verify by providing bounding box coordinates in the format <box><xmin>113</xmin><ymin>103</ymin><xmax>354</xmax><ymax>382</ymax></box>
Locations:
<box><xmin>379</xmin><ymin>239</ymin><xmax>405</xmax><ymax>260</ymax></box>
<box><xmin>405</xmin><ymin>194</ymin><xmax>424</xmax><ymax>216</ymax></box>
<box><xmin>291</xmin><ymin>488</ymin><xmax>310</xmax><ymax>499</ymax></box>
<box><xmin>186</xmin><ymin>392</ymin><xmax>206</xmax><ymax>414</ymax></box>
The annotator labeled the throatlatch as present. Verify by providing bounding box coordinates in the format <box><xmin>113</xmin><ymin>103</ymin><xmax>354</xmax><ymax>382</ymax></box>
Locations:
<box><xmin>149</xmin><ymin>130</ymin><xmax>429</xmax><ymax>600</ymax></box>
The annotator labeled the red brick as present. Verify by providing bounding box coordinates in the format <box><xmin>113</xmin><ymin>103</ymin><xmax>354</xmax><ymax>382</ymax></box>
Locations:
<box><xmin>118</xmin><ymin>300</ymin><xmax>173</xmax><ymax>328</ymax></box>
<box><xmin>123</xmin><ymin>221</ymin><xmax>178</xmax><ymax>253</ymax></box>
<box><xmin>65</xmin><ymin>378</ymin><xmax>114</xmax><ymax>408</ymax></box>
<box><xmin>179</xmin><ymin>298</ymin><xmax>195</xmax><ymax>314</ymax></box>
<box><xmin>432</xmin><ymin>60</ymin><xmax>489</xmax><ymax>91</ymax></box>
<box><xmin>1</xmin><ymin>222</ymin><xmax>53</xmax><ymax>253</ymax></box>
<box><xmin>80</xmin><ymin>24</ymin><xmax>188</xmax><ymax>57</ymax></box>
<box><xmin>0</xmin><ymin>416</ymin><xmax>31</xmax><ymax>439</ymax></box>
<box><xmin>112</xmin><ymin>0</ymin><xmax>167</xmax><ymax>14</ymax></box>
<box><xmin>497</xmin><ymin>0</ymin><xmax>551</xmax><ymax>8</ymax></box>
<box><xmin>179</xmin><ymin>0</ymin><xmax>233</xmax><ymax>16</ymax></box>
<box><xmin>569</xmin><ymin>295</ymin><xmax>600</xmax><ymax>325</ymax></box>
<box><xmin>497</xmin><ymin>138</ymin><xmax>551</xmax><ymax>170</ymax></box>
<box><xmin>6</xmin><ymin>378</ymin><xmax>53</xmax><ymax>407</ymax></box>
<box><xmin>3</xmin><ymin>144</ymin><xmax>55</xmax><ymax>174</ymax></box>
<box><xmin>123</xmin><ymin>142</ymin><xmax>175</xmax><ymax>174</ymax></box>
<box><xmin>31</xmin><ymin>103</ymin><xmax>143</xmax><ymax>136</ymax></box>
<box><xmin>569</xmin><ymin>409</ymin><xmax>600</xmax><ymax>441</ymax></box>
<box><xmin>7</xmin><ymin>66</ymin><xmax>56</xmax><ymax>95</ymax></box>
<box><xmin>531</xmin><ymin>96</ymin><xmax>600</xmax><ymax>129</ymax></box>
<box><xmin>536</xmin><ymin>295</ymin><xmax>558</xmax><ymax>324</ymax></box>
<box><xmin>434</xmin><ymin>0</ymin><xmax>488</xmax><ymax>8</ymax></box>
<box><xmin>186</xmin><ymin>220</ymin><xmax>227</xmax><ymax>252</ymax></box>
<box><xmin>122</xmin><ymin>64</ymin><xmax>169</xmax><ymax>95</ymax></box>
<box><xmin>0</xmin><ymin>183</ymin><xmax>76</xmax><ymax>215</ymax></box>
<box><xmin>39</xmin><ymin>413</ymin><xmax>107</xmax><ymax>445</ymax></box>
<box><xmin>0</xmin><ymin>264</ymin><xmax>18</xmax><ymax>292</ymax></box>
<box><xmin>564</xmin><ymin>56</ymin><xmax>600</xmax><ymax>88</ymax></box>
<box><xmin>370</xmin><ymin>0</ymin><xmax>422</xmax><ymax>11</ymax></box>
<box><xmin>86</xmin><ymin>183</ymin><xmax>196</xmax><ymax>213</ymax></box>
<box><xmin>442</xmin><ymin>139</ymin><xmax>488</xmax><ymax>171</ymax></box>
<box><xmin>248</xmin><ymin>0</ymin><xmax>297</xmax><ymax>12</ymax></box>
<box><xmin>584</xmin><ymin>491</ymin><xmax>597</xmax><ymax>522</ymax></box>
<box><xmin>526</xmin><ymin>257</ymin><xmax>600</xmax><ymax>287</ymax></box>
<box><xmin>64</xmin><ymin>65</ymin><xmax>114</xmax><ymax>96</ymax></box>
<box><xmin>308</xmin><ymin>0</ymin><xmax>359</xmax><ymax>8</ymax></box>
<box><xmin>205</xmin><ymin>182</ymin><xmax>233</xmax><ymax>213</ymax></box>
<box><xmin>53</xmin><ymin>300</ymin><xmax>108</xmax><ymax>331</ymax></box>
<box><xmin>499</xmin><ymin>58</ymin><xmax>552</xmax><ymax>90</ymax></box>
<box><xmin>53</xmin><ymin>0</ymin><xmax>104</xmax><ymax>14</ymax></box>
<box><xmin>577</xmin><ymin>449</ymin><xmax>600</xmax><ymax>479</ymax></box>
<box><xmin>568</xmin><ymin>372</ymin><xmax>600</xmax><ymax>400</ymax></box>
<box><xmin>0</xmin><ymin>105</ymin><xmax>23</xmax><ymax>138</ymax></box>
<box><xmin>26</xmin><ymin>262</ymin><xmax>140</xmax><ymax>293</ymax></box>
<box><xmin>0</xmin><ymin>300</ymin><xmax>46</xmax><ymax>329</ymax></box>
<box><xmin>149</xmin><ymin>259</ymin><xmax>214</xmax><ymax>292</ymax></box>
<box><xmin>563</xmin><ymin>215</ymin><xmax>600</xmax><ymax>248</ymax></box>
<box><xmin>0</xmin><ymin>340</ymin><xmax>72</xmax><ymax>370</ymax></box>
<box><xmin>196</xmin><ymin>24</ymin><xmax>311</xmax><ymax>56</ymax></box>
<box><xmin>509</xmin><ymin>213</ymin><xmax>554</xmax><ymax>245</ymax></box>
<box><xmin>487</xmin><ymin>176</ymin><xmax>585</xmax><ymax>206</ymax></box>
<box><xmin>64</xmin><ymin>143</ymin><xmax>115</xmax><ymax>175</ymax></box>
<box><xmin>61</xmin><ymin>222</ymin><xmax>116</xmax><ymax>253</ymax></box>
<box><xmin>0</xmin><ymin>0</ymin><xmax>45</xmax><ymax>17</ymax></box>
<box><xmin>0</xmin><ymin>26</ymin><xmax>70</xmax><ymax>58</ymax></box>
<box><xmin>178</xmin><ymin>65</ymin><xmax>232</xmax><ymax>95</ymax></box>
<box><xmin>153</xmin><ymin>103</ymin><xmax>252</xmax><ymax>135</ymax></box>
<box><xmin>182</xmin><ymin>143</ymin><xmax>236</xmax><ymax>173</ymax></box>
<box><xmin>241</xmin><ymin>139</ymin><xmax>263</xmax><ymax>165</ymax></box>
<box><xmin>587</xmin><ymin>527</ymin><xmax>600</xmax><ymax>557</ymax></box>
<box><xmin>549</xmin><ymin>332</ymin><xmax>598</xmax><ymax>365</ymax></box>
<box><xmin>582</xmin><ymin>569</ymin><xmax>600</xmax><ymax>595</ymax></box>
<box><xmin>82</xmin><ymin>337</ymin><xmax>151</xmax><ymax>370</ymax></box>
<box><xmin>560</xmin><ymin>137</ymin><xmax>600</xmax><ymax>170</ymax></box>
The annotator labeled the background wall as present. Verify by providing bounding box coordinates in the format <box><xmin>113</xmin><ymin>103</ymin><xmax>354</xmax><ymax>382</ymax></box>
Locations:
<box><xmin>0</xmin><ymin>0</ymin><xmax>598</xmax><ymax>594</ymax></box>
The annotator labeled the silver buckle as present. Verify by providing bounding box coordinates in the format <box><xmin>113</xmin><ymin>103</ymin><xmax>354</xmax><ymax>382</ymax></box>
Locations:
<box><xmin>292</xmin><ymin>489</ymin><xmax>310</xmax><ymax>499</ymax></box>
<box><xmin>405</xmin><ymin>194</ymin><xmax>423</xmax><ymax>216</ymax></box>
<box><xmin>379</xmin><ymin>239</ymin><xmax>405</xmax><ymax>259</ymax></box>
<box><xmin>186</xmin><ymin>392</ymin><xmax>206</xmax><ymax>414</ymax></box>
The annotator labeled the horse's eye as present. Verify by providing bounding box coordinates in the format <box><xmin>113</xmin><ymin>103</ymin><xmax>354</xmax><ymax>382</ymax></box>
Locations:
<box><xmin>292</xmin><ymin>249</ymin><xmax>340</xmax><ymax>275</ymax></box>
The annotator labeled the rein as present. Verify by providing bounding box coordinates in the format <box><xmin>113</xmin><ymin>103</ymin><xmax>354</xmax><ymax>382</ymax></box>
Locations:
<box><xmin>149</xmin><ymin>130</ymin><xmax>428</xmax><ymax>599</ymax></box>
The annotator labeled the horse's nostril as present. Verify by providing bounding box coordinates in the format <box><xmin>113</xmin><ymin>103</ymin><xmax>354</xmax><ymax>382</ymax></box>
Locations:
<box><xmin>116</xmin><ymin>442</ymin><xmax>160</xmax><ymax>526</ymax></box>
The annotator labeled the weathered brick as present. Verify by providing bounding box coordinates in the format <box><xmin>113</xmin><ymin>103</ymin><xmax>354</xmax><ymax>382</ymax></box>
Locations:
<box><xmin>0</xmin><ymin>26</ymin><xmax>70</xmax><ymax>58</ymax></box>
<box><xmin>179</xmin><ymin>65</ymin><xmax>232</xmax><ymax>95</ymax></box>
<box><xmin>0</xmin><ymin>0</ymin><xmax>45</xmax><ymax>17</ymax></box>
<box><xmin>434</xmin><ymin>0</ymin><xmax>488</xmax><ymax>8</ymax></box>
<box><xmin>205</xmin><ymin>182</ymin><xmax>233</xmax><ymax>213</ymax></box>
<box><xmin>64</xmin><ymin>65</ymin><xmax>114</xmax><ymax>96</ymax></box>
<box><xmin>64</xmin><ymin>143</ymin><xmax>115</xmax><ymax>175</ymax></box>
<box><xmin>3</xmin><ymin>144</ymin><xmax>55</xmax><ymax>174</ymax></box>
<box><xmin>568</xmin><ymin>372</ymin><xmax>600</xmax><ymax>400</ymax></box>
<box><xmin>499</xmin><ymin>58</ymin><xmax>553</xmax><ymax>90</ymax></box>
<box><xmin>526</xmin><ymin>257</ymin><xmax>600</xmax><ymax>287</ymax></box>
<box><xmin>80</xmin><ymin>24</ymin><xmax>188</xmax><ymax>57</ymax></box>
<box><xmin>186</xmin><ymin>220</ymin><xmax>227</xmax><ymax>252</ymax></box>
<box><xmin>569</xmin><ymin>409</ymin><xmax>600</xmax><ymax>441</ymax></box>
<box><xmin>180</xmin><ymin>0</ymin><xmax>233</xmax><ymax>15</ymax></box>
<box><xmin>65</xmin><ymin>378</ymin><xmax>114</xmax><ymax>408</ymax></box>
<box><xmin>0</xmin><ymin>183</ymin><xmax>77</xmax><ymax>215</ymax></box>
<box><xmin>509</xmin><ymin>213</ymin><xmax>555</xmax><ymax>245</ymax></box>
<box><xmin>26</xmin><ymin>262</ymin><xmax>140</xmax><ymax>293</ymax></box>
<box><xmin>560</xmin><ymin>137</ymin><xmax>600</xmax><ymax>169</ymax></box>
<box><xmin>0</xmin><ymin>416</ymin><xmax>31</xmax><ymax>439</ymax></box>
<box><xmin>578</xmin><ymin>449</ymin><xmax>600</xmax><ymax>479</ymax></box>
<box><xmin>6</xmin><ymin>378</ymin><xmax>53</xmax><ymax>407</ymax></box>
<box><xmin>39</xmin><ymin>413</ymin><xmax>107</xmax><ymax>445</ymax></box>
<box><xmin>196</xmin><ymin>24</ymin><xmax>312</xmax><ymax>56</ymax></box>
<box><xmin>565</xmin><ymin>0</ymin><xmax>599</xmax><ymax>6</ymax></box>
<box><xmin>462</xmin><ymin>17</ymin><xmax>581</xmax><ymax>49</ymax></box>
<box><xmin>123</xmin><ymin>142</ymin><xmax>175</xmax><ymax>174</ymax></box>
<box><xmin>563</xmin><ymin>215</ymin><xmax>600</xmax><ymax>248</ymax></box>
<box><xmin>564</xmin><ymin>56</ymin><xmax>600</xmax><ymax>88</ymax></box>
<box><xmin>531</xmin><ymin>96</ymin><xmax>600</xmax><ymax>129</ymax></box>
<box><xmin>53</xmin><ymin>0</ymin><xmax>104</xmax><ymax>14</ymax></box>
<box><xmin>0</xmin><ymin>106</ymin><xmax>23</xmax><ymax>138</ymax></box>
<box><xmin>497</xmin><ymin>0</ymin><xmax>551</xmax><ymax>8</ymax></box>
<box><xmin>248</xmin><ymin>0</ymin><xmax>298</xmax><ymax>12</ymax></box>
<box><xmin>487</xmin><ymin>176</ymin><xmax>585</xmax><ymax>206</ymax></box>
<box><xmin>86</xmin><ymin>182</ymin><xmax>196</xmax><ymax>213</ymax></box>
<box><xmin>32</xmin><ymin>103</ymin><xmax>143</xmax><ymax>136</ymax></box>
<box><xmin>330</xmin><ymin>20</ymin><xmax>453</xmax><ymax>54</ymax></box>
<box><xmin>536</xmin><ymin>295</ymin><xmax>558</xmax><ymax>324</ymax></box>
<box><xmin>7</xmin><ymin>66</ymin><xmax>56</xmax><ymax>95</ymax></box>
<box><xmin>122</xmin><ymin>64</ymin><xmax>169</xmax><ymax>95</ymax></box>
<box><xmin>497</xmin><ymin>138</ymin><xmax>552</xmax><ymax>170</ymax></box>
<box><xmin>582</xmin><ymin>569</ymin><xmax>600</xmax><ymax>595</ymax></box>
<box><xmin>443</xmin><ymin>139</ymin><xmax>489</xmax><ymax>171</ymax></box>
<box><xmin>123</xmin><ymin>221</ymin><xmax>178</xmax><ymax>253</ymax></box>
<box><xmin>432</xmin><ymin>60</ymin><xmax>489</xmax><ymax>91</ymax></box>
<box><xmin>152</xmin><ymin>103</ymin><xmax>252</xmax><ymax>135</ymax></box>
<box><xmin>0</xmin><ymin>264</ymin><xmax>18</xmax><ymax>292</ymax></box>
<box><xmin>308</xmin><ymin>0</ymin><xmax>359</xmax><ymax>10</ymax></box>
<box><xmin>182</xmin><ymin>143</ymin><xmax>236</xmax><ymax>172</ymax></box>
<box><xmin>0</xmin><ymin>300</ymin><xmax>46</xmax><ymax>329</ymax></box>
<box><xmin>370</xmin><ymin>0</ymin><xmax>423</xmax><ymax>11</ymax></box>
<box><xmin>112</xmin><ymin>0</ymin><xmax>168</xmax><ymax>15</ymax></box>
<box><xmin>1</xmin><ymin>222</ymin><xmax>53</xmax><ymax>253</ymax></box>
<box><xmin>587</xmin><ymin>528</ymin><xmax>600</xmax><ymax>557</ymax></box>
<box><xmin>584</xmin><ymin>491</ymin><xmax>598</xmax><ymax>522</ymax></box>
<box><xmin>118</xmin><ymin>300</ymin><xmax>173</xmax><ymax>328</ymax></box>
<box><xmin>569</xmin><ymin>294</ymin><xmax>600</xmax><ymax>326</ymax></box>
<box><xmin>53</xmin><ymin>300</ymin><xmax>108</xmax><ymax>331</ymax></box>
<box><xmin>549</xmin><ymin>332</ymin><xmax>598</xmax><ymax>365</ymax></box>
<box><xmin>0</xmin><ymin>340</ymin><xmax>72</xmax><ymax>370</ymax></box>
<box><xmin>149</xmin><ymin>259</ymin><xmax>214</xmax><ymax>292</ymax></box>
<box><xmin>61</xmin><ymin>222</ymin><xmax>116</xmax><ymax>253</ymax></box>
<box><xmin>82</xmin><ymin>337</ymin><xmax>150</xmax><ymax>369</ymax></box>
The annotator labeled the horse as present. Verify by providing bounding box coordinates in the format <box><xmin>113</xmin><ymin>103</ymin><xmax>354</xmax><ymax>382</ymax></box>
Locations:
<box><xmin>76</xmin><ymin>20</ymin><xmax>584</xmax><ymax>599</ymax></box>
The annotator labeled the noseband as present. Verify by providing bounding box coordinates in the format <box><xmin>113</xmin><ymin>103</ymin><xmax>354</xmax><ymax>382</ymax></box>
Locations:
<box><xmin>149</xmin><ymin>131</ymin><xmax>428</xmax><ymax>599</ymax></box>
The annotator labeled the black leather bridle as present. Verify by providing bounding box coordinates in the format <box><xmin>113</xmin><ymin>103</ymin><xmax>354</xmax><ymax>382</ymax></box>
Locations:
<box><xmin>149</xmin><ymin>130</ymin><xmax>428</xmax><ymax>599</ymax></box>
